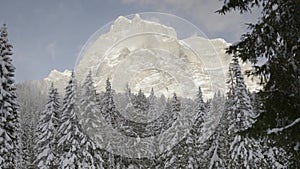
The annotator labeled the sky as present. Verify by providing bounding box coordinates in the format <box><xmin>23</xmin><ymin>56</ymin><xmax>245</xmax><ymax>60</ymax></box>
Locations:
<box><xmin>0</xmin><ymin>0</ymin><xmax>260</xmax><ymax>82</ymax></box>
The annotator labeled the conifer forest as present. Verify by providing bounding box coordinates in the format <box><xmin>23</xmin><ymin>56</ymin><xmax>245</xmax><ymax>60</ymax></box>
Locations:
<box><xmin>0</xmin><ymin>0</ymin><xmax>299</xmax><ymax>168</ymax></box>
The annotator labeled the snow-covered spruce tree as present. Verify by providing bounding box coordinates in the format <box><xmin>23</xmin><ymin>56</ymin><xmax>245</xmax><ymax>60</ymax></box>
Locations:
<box><xmin>211</xmin><ymin>91</ymin><xmax>225</xmax><ymax>119</ymax></box>
<box><xmin>205</xmin><ymin>125</ymin><xmax>226</xmax><ymax>169</ymax></box>
<box><xmin>101</xmin><ymin>78</ymin><xmax>115</xmax><ymax>121</ymax></box>
<box><xmin>183</xmin><ymin>86</ymin><xmax>207</xmax><ymax>168</ymax></box>
<box><xmin>171</xmin><ymin>93</ymin><xmax>180</xmax><ymax>120</ymax></box>
<box><xmin>133</xmin><ymin>89</ymin><xmax>149</xmax><ymax>112</ymax></box>
<box><xmin>148</xmin><ymin>89</ymin><xmax>161</xmax><ymax>155</ymax></box>
<box><xmin>0</xmin><ymin>24</ymin><xmax>20</xmax><ymax>168</ymax></box>
<box><xmin>224</xmin><ymin>55</ymin><xmax>266</xmax><ymax>168</ymax></box>
<box><xmin>79</xmin><ymin>71</ymin><xmax>101</xmax><ymax>134</ymax></box>
<box><xmin>19</xmin><ymin>117</ymin><xmax>36</xmax><ymax>169</ymax></box>
<box><xmin>159</xmin><ymin>93</ymin><xmax>182</xmax><ymax>168</ymax></box>
<box><xmin>194</xmin><ymin>87</ymin><xmax>206</xmax><ymax>120</ymax></box>
<box><xmin>192</xmin><ymin>86</ymin><xmax>207</xmax><ymax>142</ymax></box>
<box><xmin>57</xmin><ymin>73</ymin><xmax>103</xmax><ymax>168</ymax></box>
<box><xmin>169</xmin><ymin>93</ymin><xmax>181</xmax><ymax>141</ymax></box>
<box><xmin>198</xmin><ymin>98</ymin><xmax>227</xmax><ymax>169</ymax></box>
<box><xmin>34</xmin><ymin>83</ymin><xmax>60</xmax><ymax>168</ymax></box>
<box><xmin>226</xmin><ymin>55</ymin><xmax>256</xmax><ymax>135</ymax></box>
<box><xmin>17</xmin><ymin>80</ymin><xmax>48</xmax><ymax>168</ymax></box>
<box><xmin>148</xmin><ymin>88</ymin><xmax>155</xmax><ymax>103</ymax></box>
<box><xmin>132</xmin><ymin>89</ymin><xmax>149</xmax><ymax>122</ymax></box>
<box><xmin>218</xmin><ymin>1</ymin><xmax>300</xmax><ymax>164</ymax></box>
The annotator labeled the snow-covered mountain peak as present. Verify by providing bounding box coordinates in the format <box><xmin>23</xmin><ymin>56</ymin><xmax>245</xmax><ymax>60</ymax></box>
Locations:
<box><xmin>44</xmin><ymin>69</ymin><xmax>72</xmax><ymax>82</ymax></box>
<box><xmin>210</xmin><ymin>38</ymin><xmax>231</xmax><ymax>48</ymax></box>
<box><xmin>110</xmin><ymin>16</ymin><xmax>131</xmax><ymax>31</ymax></box>
<box><xmin>132</xmin><ymin>13</ymin><xmax>142</xmax><ymax>23</ymax></box>
<box><xmin>109</xmin><ymin>14</ymin><xmax>177</xmax><ymax>38</ymax></box>
<box><xmin>74</xmin><ymin>14</ymin><xmax>259</xmax><ymax>99</ymax></box>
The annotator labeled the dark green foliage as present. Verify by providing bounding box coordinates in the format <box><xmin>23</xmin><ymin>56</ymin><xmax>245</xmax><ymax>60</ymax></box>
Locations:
<box><xmin>218</xmin><ymin>0</ymin><xmax>300</xmax><ymax>164</ymax></box>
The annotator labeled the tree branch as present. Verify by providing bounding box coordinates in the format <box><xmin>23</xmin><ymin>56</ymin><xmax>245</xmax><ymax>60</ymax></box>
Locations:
<box><xmin>267</xmin><ymin>117</ymin><xmax>300</xmax><ymax>134</ymax></box>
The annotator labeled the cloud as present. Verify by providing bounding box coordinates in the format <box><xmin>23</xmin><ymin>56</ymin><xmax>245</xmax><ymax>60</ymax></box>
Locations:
<box><xmin>46</xmin><ymin>41</ymin><xmax>57</xmax><ymax>60</ymax></box>
<box><xmin>120</xmin><ymin>0</ymin><xmax>260</xmax><ymax>42</ymax></box>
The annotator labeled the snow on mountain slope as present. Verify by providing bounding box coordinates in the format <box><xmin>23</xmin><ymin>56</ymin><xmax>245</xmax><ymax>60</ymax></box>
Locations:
<box><xmin>74</xmin><ymin>14</ymin><xmax>259</xmax><ymax>99</ymax></box>
<box><xmin>20</xmin><ymin>14</ymin><xmax>261</xmax><ymax>158</ymax></box>
<box><xmin>37</xmin><ymin>14</ymin><xmax>258</xmax><ymax>100</ymax></box>
<box><xmin>44</xmin><ymin>69</ymin><xmax>72</xmax><ymax>82</ymax></box>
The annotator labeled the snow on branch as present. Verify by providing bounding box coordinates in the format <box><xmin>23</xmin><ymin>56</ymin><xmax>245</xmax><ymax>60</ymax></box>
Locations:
<box><xmin>267</xmin><ymin>117</ymin><xmax>300</xmax><ymax>134</ymax></box>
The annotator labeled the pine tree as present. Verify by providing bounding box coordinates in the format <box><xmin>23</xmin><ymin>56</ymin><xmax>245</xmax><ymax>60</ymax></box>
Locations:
<box><xmin>34</xmin><ymin>83</ymin><xmax>60</xmax><ymax>168</ymax></box>
<box><xmin>192</xmin><ymin>87</ymin><xmax>207</xmax><ymax>140</ymax></box>
<box><xmin>159</xmin><ymin>93</ymin><xmax>182</xmax><ymax>168</ymax></box>
<box><xmin>0</xmin><ymin>24</ymin><xmax>20</xmax><ymax>168</ymax></box>
<box><xmin>218</xmin><ymin>0</ymin><xmax>300</xmax><ymax>162</ymax></box>
<box><xmin>149</xmin><ymin>88</ymin><xmax>155</xmax><ymax>102</ymax></box>
<box><xmin>79</xmin><ymin>71</ymin><xmax>101</xmax><ymax>134</ymax></box>
<box><xmin>133</xmin><ymin>89</ymin><xmax>148</xmax><ymax>112</ymax></box>
<box><xmin>101</xmin><ymin>78</ymin><xmax>115</xmax><ymax>121</ymax></box>
<box><xmin>226</xmin><ymin>55</ymin><xmax>256</xmax><ymax>135</ymax></box>
<box><xmin>148</xmin><ymin>89</ymin><xmax>160</xmax><ymax>154</ymax></box>
<box><xmin>198</xmin><ymin>104</ymin><xmax>227</xmax><ymax>169</ymax></box>
<box><xmin>224</xmin><ymin>56</ymin><xmax>266</xmax><ymax>168</ymax></box>
<box><xmin>171</xmin><ymin>93</ymin><xmax>180</xmax><ymax>120</ymax></box>
<box><xmin>57</xmin><ymin>73</ymin><xmax>103</xmax><ymax>168</ymax></box>
<box><xmin>19</xmin><ymin>117</ymin><xmax>36</xmax><ymax>169</ymax></box>
<box><xmin>169</xmin><ymin>92</ymin><xmax>181</xmax><ymax>142</ymax></box>
<box><xmin>132</xmin><ymin>89</ymin><xmax>149</xmax><ymax>122</ymax></box>
<box><xmin>211</xmin><ymin>91</ymin><xmax>225</xmax><ymax>119</ymax></box>
<box><xmin>206</xmin><ymin>127</ymin><xmax>226</xmax><ymax>169</ymax></box>
<box><xmin>186</xmin><ymin>86</ymin><xmax>207</xmax><ymax>168</ymax></box>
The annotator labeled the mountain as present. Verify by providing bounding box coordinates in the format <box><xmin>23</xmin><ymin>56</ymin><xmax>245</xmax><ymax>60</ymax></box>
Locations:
<box><xmin>74</xmin><ymin>14</ymin><xmax>259</xmax><ymax>99</ymax></box>
<box><xmin>16</xmin><ymin>14</ymin><xmax>260</xmax><ymax>159</ymax></box>
<box><xmin>44</xmin><ymin>69</ymin><xmax>72</xmax><ymax>82</ymax></box>
<box><xmin>19</xmin><ymin>14</ymin><xmax>259</xmax><ymax>100</ymax></box>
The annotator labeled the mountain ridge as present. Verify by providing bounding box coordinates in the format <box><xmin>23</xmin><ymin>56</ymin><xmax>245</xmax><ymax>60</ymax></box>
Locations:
<box><xmin>24</xmin><ymin>14</ymin><xmax>259</xmax><ymax>99</ymax></box>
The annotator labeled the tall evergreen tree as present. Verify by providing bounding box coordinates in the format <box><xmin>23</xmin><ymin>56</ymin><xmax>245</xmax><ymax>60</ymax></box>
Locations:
<box><xmin>132</xmin><ymin>89</ymin><xmax>149</xmax><ymax>122</ymax></box>
<box><xmin>19</xmin><ymin>116</ymin><xmax>36</xmax><ymax>169</ymax></box>
<box><xmin>101</xmin><ymin>78</ymin><xmax>115</xmax><ymax>121</ymax></box>
<box><xmin>226</xmin><ymin>55</ymin><xmax>256</xmax><ymax>135</ymax></box>
<box><xmin>148</xmin><ymin>89</ymin><xmax>160</xmax><ymax>155</ymax></box>
<box><xmin>159</xmin><ymin>93</ymin><xmax>182</xmax><ymax>168</ymax></box>
<box><xmin>0</xmin><ymin>24</ymin><xmax>20</xmax><ymax>168</ymax></box>
<box><xmin>192</xmin><ymin>86</ymin><xmax>207</xmax><ymax>138</ymax></box>
<box><xmin>186</xmin><ymin>86</ymin><xmax>207</xmax><ymax>168</ymax></box>
<box><xmin>218</xmin><ymin>0</ymin><xmax>300</xmax><ymax>161</ymax></box>
<box><xmin>79</xmin><ymin>71</ymin><xmax>101</xmax><ymax>134</ymax></box>
<box><xmin>57</xmin><ymin>73</ymin><xmax>103</xmax><ymax>168</ymax></box>
<box><xmin>34</xmin><ymin>83</ymin><xmax>60</xmax><ymax>168</ymax></box>
<box><xmin>198</xmin><ymin>91</ymin><xmax>226</xmax><ymax>168</ymax></box>
<box><xmin>224</xmin><ymin>56</ymin><xmax>268</xmax><ymax>168</ymax></box>
<box><xmin>204</xmin><ymin>126</ymin><xmax>226</xmax><ymax>169</ymax></box>
<box><xmin>133</xmin><ymin>89</ymin><xmax>148</xmax><ymax>112</ymax></box>
<box><xmin>171</xmin><ymin>93</ymin><xmax>180</xmax><ymax>120</ymax></box>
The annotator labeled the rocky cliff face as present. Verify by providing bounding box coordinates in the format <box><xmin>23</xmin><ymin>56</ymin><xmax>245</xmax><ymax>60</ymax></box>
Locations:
<box><xmin>74</xmin><ymin>14</ymin><xmax>258</xmax><ymax>99</ymax></box>
<box><xmin>21</xmin><ymin>14</ymin><xmax>258</xmax><ymax>100</ymax></box>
